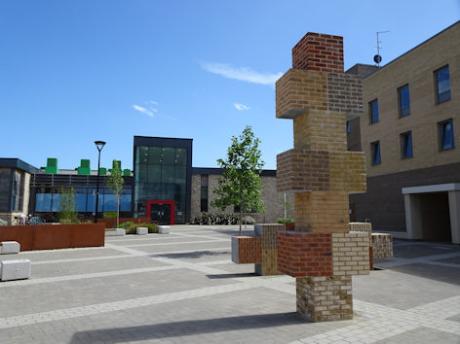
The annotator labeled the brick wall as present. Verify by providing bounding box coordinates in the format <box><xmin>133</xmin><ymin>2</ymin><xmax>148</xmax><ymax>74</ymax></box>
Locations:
<box><xmin>277</xmin><ymin>231</ymin><xmax>333</xmax><ymax>277</ymax></box>
<box><xmin>292</xmin><ymin>33</ymin><xmax>344</xmax><ymax>73</ymax></box>
<box><xmin>231</xmin><ymin>236</ymin><xmax>261</xmax><ymax>264</ymax></box>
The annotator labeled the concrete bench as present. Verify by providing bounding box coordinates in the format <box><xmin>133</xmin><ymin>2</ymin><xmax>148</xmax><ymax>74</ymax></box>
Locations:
<box><xmin>0</xmin><ymin>259</ymin><xmax>31</xmax><ymax>281</ymax></box>
<box><xmin>105</xmin><ymin>228</ymin><xmax>126</xmax><ymax>236</ymax></box>
<box><xmin>158</xmin><ymin>226</ymin><xmax>170</xmax><ymax>234</ymax></box>
<box><xmin>0</xmin><ymin>241</ymin><xmax>20</xmax><ymax>255</ymax></box>
<box><xmin>136</xmin><ymin>227</ymin><xmax>148</xmax><ymax>235</ymax></box>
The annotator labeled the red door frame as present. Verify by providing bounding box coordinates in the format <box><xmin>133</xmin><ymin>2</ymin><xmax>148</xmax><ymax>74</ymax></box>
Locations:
<box><xmin>145</xmin><ymin>200</ymin><xmax>176</xmax><ymax>225</ymax></box>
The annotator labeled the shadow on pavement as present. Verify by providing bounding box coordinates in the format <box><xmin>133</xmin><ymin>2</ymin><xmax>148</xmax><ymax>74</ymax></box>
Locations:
<box><xmin>154</xmin><ymin>250</ymin><xmax>230</xmax><ymax>259</ymax></box>
<box><xmin>206</xmin><ymin>272</ymin><xmax>258</xmax><ymax>279</ymax></box>
<box><xmin>69</xmin><ymin>312</ymin><xmax>304</xmax><ymax>343</ymax></box>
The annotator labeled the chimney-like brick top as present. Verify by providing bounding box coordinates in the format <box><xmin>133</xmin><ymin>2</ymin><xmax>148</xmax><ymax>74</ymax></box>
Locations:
<box><xmin>292</xmin><ymin>32</ymin><xmax>344</xmax><ymax>73</ymax></box>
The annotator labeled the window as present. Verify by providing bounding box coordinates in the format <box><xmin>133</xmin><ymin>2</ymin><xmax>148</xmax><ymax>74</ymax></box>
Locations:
<box><xmin>371</xmin><ymin>141</ymin><xmax>381</xmax><ymax>165</ymax></box>
<box><xmin>439</xmin><ymin>119</ymin><xmax>455</xmax><ymax>151</ymax></box>
<box><xmin>369</xmin><ymin>99</ymin><xmax>379</xmax><ymax>124</ymax></box>
<box><xmin>400</xmin><ymin>131</ymin><xmax>413</xmax><ymax>159</ymax></box>
<box><xmin>346</xmin><ymin>120</ymin><xmax>352</xmax><ymax>134</ymax></box>
<box><xmin>398</xmin><ymin>84</ymin><xmax>410</xmax><ymax>117</ymax></box>
<box><xmin>434</xmin><ymin>65</ymin><xmax>451</xmax><ymax>104</ymax></box>
<box><xmin>200</xmin><ymin>175</ymin><xmax>209</xmax><ymax>212</ymax></box>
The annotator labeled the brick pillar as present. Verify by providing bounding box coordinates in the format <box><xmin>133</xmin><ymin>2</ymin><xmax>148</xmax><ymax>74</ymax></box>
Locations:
<box><xmin>255</xmin><ymin>224</ymin><xmax>283</xmax><ymax>275</ymax></box>
<box><xmin>276</xmin><ymin>32</ymin><xmax>368</xmax><ymax>321</ymax></box>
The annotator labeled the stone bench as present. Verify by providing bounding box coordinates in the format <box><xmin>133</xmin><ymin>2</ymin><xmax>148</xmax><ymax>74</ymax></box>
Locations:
<box><xmin>136</xmin><ymin>227</ymin><xmax>148</xmax><ymax>235</ymax></box>
<box><xmin>0</xmin><ymin>241</ymin><xmax>20</xmax><ymax>255</ymax></box>
<box><xmin>158</xmin><ymin>226</ymin><xmax>170</xmax><ymax>234</ymax></box>
<box><xmin>0</xmin><ymin>259</ymin><xmax>31</xmax><ymax>281</ymax></box>
<box><xmin>105</xmin><ymin>228</ymin><xmax>126</xmax><ymax>236</ymax></box>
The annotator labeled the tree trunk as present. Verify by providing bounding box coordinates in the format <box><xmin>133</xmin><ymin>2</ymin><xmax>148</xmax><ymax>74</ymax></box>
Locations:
<box><xmin>117</xmin><ymin>195</ymin><xmax>120</xmax><ymax>228</ymax></box>
<box><xmin>239</xmin><ymin>211</ymin><xmax>242</xmax><ymax>234</ymax></box>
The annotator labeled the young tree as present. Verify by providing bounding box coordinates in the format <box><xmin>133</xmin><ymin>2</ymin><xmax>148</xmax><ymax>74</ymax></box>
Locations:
<box><xmin>213</xmin><ymin>126</ymin><xmax>265</xmax><ymax>233</ymax></box>
<box><xmin>58</xmin><ymin>187</ymin><xmax>78</xmax><ymax>224</ymax></box>
<box><xmin>107</xmin><ymin>166</ymin><xmax>124</xmax><ymax>228</ymax></box>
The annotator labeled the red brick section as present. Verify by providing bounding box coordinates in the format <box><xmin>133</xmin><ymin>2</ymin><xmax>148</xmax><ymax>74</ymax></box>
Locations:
<box><xmin>292</xmin><ymin>33</ymin><xmax>344</xmax><ymax>73</ymax></box>
<box><xmin>235</xmin><ymin>236</ymin><xmax>261</xmax><ymax>264</ymax></box>
<box><xmin>277</xmin><ymin>231</ymin><xmax>333</xmax><ymax>277</ymax></box>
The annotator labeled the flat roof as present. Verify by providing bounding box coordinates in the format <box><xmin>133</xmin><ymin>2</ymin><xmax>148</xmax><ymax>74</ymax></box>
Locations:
<box><xmin>0</xmin><ymin>158</ymin><xmax>39</xmax><ymax>174</ymax></box>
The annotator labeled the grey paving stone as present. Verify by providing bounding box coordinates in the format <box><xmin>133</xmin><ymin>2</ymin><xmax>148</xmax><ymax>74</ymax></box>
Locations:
<box><xmin>374</xmin><ymin>326</ymin><xmax>460</xmax><ymax>344</ymax></box>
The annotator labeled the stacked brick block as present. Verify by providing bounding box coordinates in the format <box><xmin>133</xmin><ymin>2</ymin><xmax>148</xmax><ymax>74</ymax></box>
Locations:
<box><xmin>255</xmin><ymin>224</ymin><xmax>284</xmax><ymax>275</ymax></box>
<box><xmin>231</xmin><ymin>236</ymin><xmax>260</xmax><ymax>264</ymax></box>
<box><xmin>372</xmin><ymin>233</ymin><xmax>393</xmax><ymax>260</ymax></box>
<box><xmin>231</xmin><ymin>224</ymin><xmax>284</xmax><ymax>275</ymax></box>
<box><xmin>275</xmin><ymin>32</ymin><xmax>370</xmax><ymax>322</ymax></box>
<box><xmin>296</xmin><ymin>276</ymin><xmax>353</xmax><ymax>321</ymax></box>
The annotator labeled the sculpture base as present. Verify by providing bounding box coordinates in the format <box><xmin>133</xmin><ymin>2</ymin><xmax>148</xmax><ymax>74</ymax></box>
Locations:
<box><xmin>296</xmin><ymin>276</ymin><xmax>353</xmax><ymax>322</ymax></box>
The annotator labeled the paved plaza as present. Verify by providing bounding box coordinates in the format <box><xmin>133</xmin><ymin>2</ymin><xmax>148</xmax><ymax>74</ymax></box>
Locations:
<box><xmin>1</xmin><ymin>225</ymin><xmax>459</xmax><ymax>344</ymax></box>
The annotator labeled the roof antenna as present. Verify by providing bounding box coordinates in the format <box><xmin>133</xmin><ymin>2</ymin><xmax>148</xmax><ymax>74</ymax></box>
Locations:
<box><xmin>374</xmin><ymin>31</ymin><xmax>390</xmax><ymax>67</ymax></box>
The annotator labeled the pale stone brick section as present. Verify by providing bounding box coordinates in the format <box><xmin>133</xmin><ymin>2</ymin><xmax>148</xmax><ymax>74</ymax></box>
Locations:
<box><xmin>349</xmin><ymin>222</ymin><xmax>372</xmax><ymax>233</ymax></box>
<box><xmin>254</xmin><ymin>223</ymin><xmax>284</xmax><ymax>275</ymax></box>
<box><xmin>296</xmin><ymin>276</ymin><xmax>353</xmax><ymax>321</ymax></box>
<box><xmin>332</xmin><ymin>232</ymin><xmax>370</xmax><ymax>276</ymax></box>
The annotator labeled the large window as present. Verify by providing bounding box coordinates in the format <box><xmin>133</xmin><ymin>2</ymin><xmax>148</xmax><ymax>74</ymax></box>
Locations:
<box><xmin>371</xmin><ymin>141</ymin><xmax>381</xmax><ymax>165</ymax></box>
<box><xmin>400</xmin><ymin>131</ymin><xmax>413</xmax><ymax>159</ymax></box>
<box><xmin>398</xmin><ymin>84</ymin><xmax>410</xmax><ymax>117</ymax></box>
<box><xmin>439</xmin><ymin>119</ymin><xmax>455</xmax><ymax>151</ymax></box>
<box><xmin>135</xmin><ymin>145</ymin><xmax>188</xmax><ymax>223</ymax></box>
<box><xmin>200</xmin><ymin>175</ymin><xmax>209</xmax><ymax>212</ymax></box>
<box><xmin>434</xmin><ymin>65</ymin><xmax>451</xmax><ymax>104</ymax></box>
<box><xmin>35</xmin><ymin>187</ymin><xmax>132</xmax><ymax>213</ymax></box>
<box><xmin>369</xmin><ymin>99</ymin><xmax>379</xmax><ymax>124</ymax></box>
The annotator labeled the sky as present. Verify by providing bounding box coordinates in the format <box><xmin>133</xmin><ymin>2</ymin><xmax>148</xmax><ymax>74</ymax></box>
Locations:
<box><xmin>1</xmin><ymin>1</ymin><xmax>459</xmax><ymax>170</ymax></box>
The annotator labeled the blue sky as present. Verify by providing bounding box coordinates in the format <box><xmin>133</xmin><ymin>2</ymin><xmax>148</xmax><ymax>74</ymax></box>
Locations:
<box><xmin>1</xmin><ymin>1</ymin><xmax>459</xmax><ymax>170</ymax></box>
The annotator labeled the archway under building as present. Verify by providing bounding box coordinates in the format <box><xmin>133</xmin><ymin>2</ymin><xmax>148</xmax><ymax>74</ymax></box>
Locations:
<box><xmin>403</xmin><ymin>183</ymin><xmax>460</xmax><ymax>244</ymax></box>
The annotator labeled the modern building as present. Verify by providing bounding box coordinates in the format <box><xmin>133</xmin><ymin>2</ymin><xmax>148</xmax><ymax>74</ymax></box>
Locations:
<box><xmin>348</xmin><ymin>21</ymin><xmax>460</xmax><ymax>243</ymax></box>
<box><xmin>0</xmin><ymin>136</ymin><xmax>291</xmax><ymax>225</ymax></box>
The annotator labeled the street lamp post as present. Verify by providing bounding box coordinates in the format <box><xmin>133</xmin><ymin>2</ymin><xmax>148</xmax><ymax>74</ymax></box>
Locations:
<box><xmin>94</xmin><ymin>140</ymin><xmax>106</xmax><ymax>223</ymax></box>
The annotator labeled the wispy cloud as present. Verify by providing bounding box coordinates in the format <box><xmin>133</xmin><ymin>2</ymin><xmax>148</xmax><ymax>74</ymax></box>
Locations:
<box><xmin>234</xmin><ymin>102</ymin><xmax>250</xmax><ymax>111</ymax></box>
<box><xmin>200</xmin><ymin>62</ymin><xmax>282</xmax><ymax>86</ymax></box>
<box><xmin>132</xmin><ymin>101</ymin><xmax>159</xmax><ymax>118</ymax></box>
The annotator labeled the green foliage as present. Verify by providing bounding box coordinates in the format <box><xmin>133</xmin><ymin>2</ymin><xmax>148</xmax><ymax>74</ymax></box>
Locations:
<box><xmin>212</xmin><ymin>126</ymin><xmax>264</xmax><ymax>232</ymax></box>
<box><xmin>119</xmin><ymin>221</ymin><xmax>158</xmax><ymax>234</ymax></box>
<box><xmin>58</xmin><ymin>187</ymin><xmax>79</xmax><ymax>224</ymax></box>
<box><xmin>107</xmin><ymin>166</ymin><xmax>124</xmax><ymax>228</ymax></box>
<box><xmin>103</xmin><ymin>211</ymin><xmax>117</xmax><ymax>219</ymax></box>
<box><xmin>277</xmin><ymin>217</ymin><xmax>294</xmax><ymax>225</ymax></box>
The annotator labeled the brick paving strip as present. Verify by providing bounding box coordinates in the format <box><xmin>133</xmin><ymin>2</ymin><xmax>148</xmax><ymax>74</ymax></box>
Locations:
<box><xmin>0</xmin><ymin>229</ymin><xmax>459</xmax><ymax>344</ymax></box>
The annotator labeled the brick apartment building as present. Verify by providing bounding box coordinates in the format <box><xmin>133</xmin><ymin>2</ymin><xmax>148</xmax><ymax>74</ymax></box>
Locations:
<box><xmin>348</xmin><ymin>21</ymin><xmax>460</xmax><ymax>244</ymax></box>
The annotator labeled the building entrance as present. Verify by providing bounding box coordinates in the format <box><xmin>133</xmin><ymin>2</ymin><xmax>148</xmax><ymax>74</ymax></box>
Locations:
<box><xmin>145</xmin><ymin>200</ymin><xmax>175</xmax><ymax>225</ymax></box>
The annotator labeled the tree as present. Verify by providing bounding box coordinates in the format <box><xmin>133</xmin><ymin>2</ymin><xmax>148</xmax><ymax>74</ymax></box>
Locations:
<box><xmin>213</xmin><ymin>126</ymin><xmax>265</xmax><ymax>233</ymax></box>
<box><xmin>58</xmin><ymin>187</ymin><xmax>78</xmax><ymax>224</ymax></box>
<box><xmin>107</xmin><ymin>166</ymin><xmax>124</xmax><ymax>228</ymax></box>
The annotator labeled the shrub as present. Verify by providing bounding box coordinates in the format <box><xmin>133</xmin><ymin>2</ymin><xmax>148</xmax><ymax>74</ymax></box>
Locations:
<box><xmin>277</xmin><ymin>217</ymin><xmax>294</xmax><ymax>225</ymax></box>
<box><xmin>103</xmin><ymin>212</ymin><xmax>117</xmax><ymax>219</ymax></box>
<box><xmin>119</xmin><ymin>221</ymin><xmax>158</xmax><ymax>234</ymax></box>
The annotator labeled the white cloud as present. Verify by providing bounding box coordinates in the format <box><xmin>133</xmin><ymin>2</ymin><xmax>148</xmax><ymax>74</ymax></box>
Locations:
<box><xmin>201</xmin><ymin>62</ymin><xmax>282</xmax><ymax>86</ymax></box>
<box><xmin>132</xmin><ymin>101</ymin><xmax>159</xmax><ymax>118</ymax></box>
<box><xmin>234</xmin><ymin>102</ymin><xmax>250</xmax><ymax>111</ymax></box>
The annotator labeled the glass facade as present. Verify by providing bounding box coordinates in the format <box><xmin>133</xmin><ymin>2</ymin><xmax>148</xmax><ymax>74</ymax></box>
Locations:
<box><xmin>134</xmin><ymin>137</ymin><xmax>192</xmax><ymax>224</ymax></box>
<box><xmin>34</xmin><ymin>187</ymin><xmax>132</xmax><ymax>213</ymax></box>
<box><xmin>0</xmin><ymin>168</ymin><xmax>11</xmax><ymax>212</ymax></box>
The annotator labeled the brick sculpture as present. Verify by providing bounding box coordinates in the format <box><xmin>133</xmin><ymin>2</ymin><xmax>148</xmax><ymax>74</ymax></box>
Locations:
<box><xmin>275</xmin><ymin>32</ymin><xmax>370</xmax><ymax>321</ymax></box>
<box><xmin>231</xmin><ymin>224</ymin><xmax>284</xmax><ymax>275</ymax></box>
